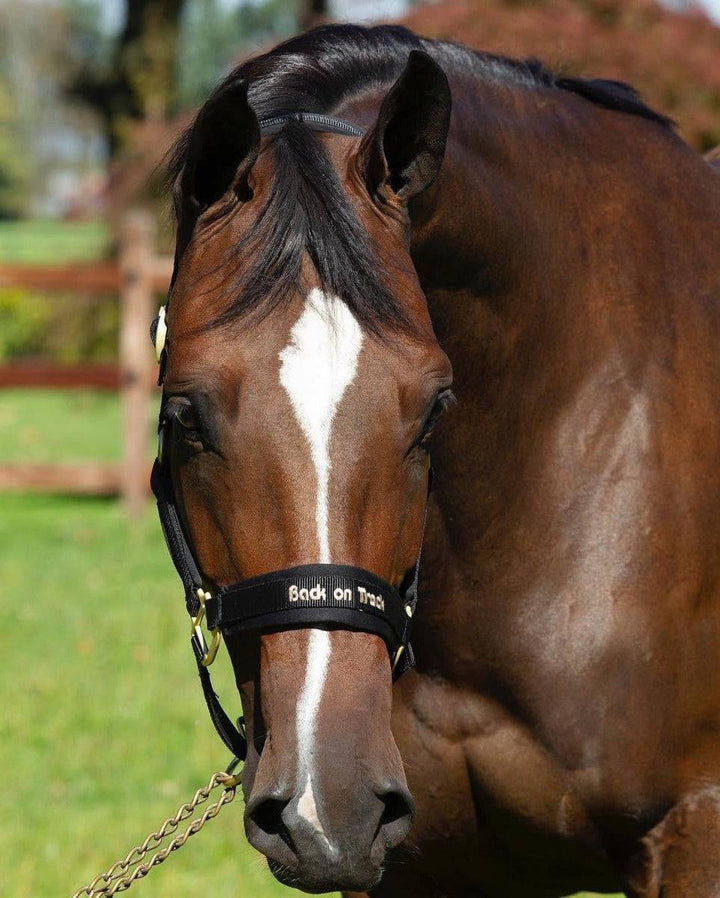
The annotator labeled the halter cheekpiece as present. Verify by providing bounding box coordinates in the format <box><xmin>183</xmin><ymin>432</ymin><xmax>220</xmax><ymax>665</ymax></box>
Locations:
<box><xmin>150</xmin><ymin>113</ymin><xmax>428</xmax><ymax>764</ymax></box>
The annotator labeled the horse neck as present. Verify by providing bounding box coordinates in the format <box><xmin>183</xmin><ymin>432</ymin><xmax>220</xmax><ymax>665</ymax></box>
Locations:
<box><xmin>406</xmin><ymin>79</ymin><xmax>720</xmax><ymax>681</ymax></box>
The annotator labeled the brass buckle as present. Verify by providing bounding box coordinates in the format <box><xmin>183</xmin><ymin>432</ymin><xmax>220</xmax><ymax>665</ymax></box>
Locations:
<box><xmin>191</xmin><ymin>588</ymin><xmax>222</xmax><ymax>667</ymax></box>
<box><xmin>224</xmin><ymin>754</ymin><xmax>244</xmax><ymax>788</ymax></box>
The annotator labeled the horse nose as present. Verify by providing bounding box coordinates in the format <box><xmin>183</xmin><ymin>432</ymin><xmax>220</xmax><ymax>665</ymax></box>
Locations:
<box><xmin>245</xmin><ymin>781</ymin><xmax>414</xmax><ymax>891</ymax></box>
<box><xmin>374</xmin><ymin>780</ymin><xmax>415</xmax><ymax>850</ymax></box>
<box><xmin>245</xmin><ymin>791</ymin><xmax>297</xmax><ymax>868</ymax></box>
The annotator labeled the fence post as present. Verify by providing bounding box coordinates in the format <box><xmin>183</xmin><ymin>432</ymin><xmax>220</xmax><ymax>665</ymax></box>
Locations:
<box><xmin>119</xmin><ymin>210</ymin><xmax>156</xmax><ymax>517</ymax></box>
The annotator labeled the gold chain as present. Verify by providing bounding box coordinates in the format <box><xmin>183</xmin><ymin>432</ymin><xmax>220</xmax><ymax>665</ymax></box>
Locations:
<box><xmin>71</xmin><ymin>769</ymin><xmax>241</xmax><ymax>897</ymax></box>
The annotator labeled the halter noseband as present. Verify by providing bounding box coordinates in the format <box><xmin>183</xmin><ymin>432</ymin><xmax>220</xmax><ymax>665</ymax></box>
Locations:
<box><xmin>150</xmin><ymin>113</ymin><xmax>429</xmax><ymax>763</ymax></box>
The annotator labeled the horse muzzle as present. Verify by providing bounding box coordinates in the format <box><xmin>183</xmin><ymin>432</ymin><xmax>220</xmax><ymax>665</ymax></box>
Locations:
<box><xmin>245</xmin><ymin>777</ymin><xmax>414</xmax><ymax>892</ymax></box>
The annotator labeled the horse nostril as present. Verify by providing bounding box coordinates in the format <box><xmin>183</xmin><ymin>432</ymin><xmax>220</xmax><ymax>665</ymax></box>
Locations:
<box><xmin>247</xmin><ymin>796</ymin><xmax>295</xmax><ymax>850</ymax></box>
<box><xmin>376</xmin><ymin>785</ymin><xmax>415</xmax><ymax>848</ymax></box>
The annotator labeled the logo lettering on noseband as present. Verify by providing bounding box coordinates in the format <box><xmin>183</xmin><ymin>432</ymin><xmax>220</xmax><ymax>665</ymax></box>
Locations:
<box><xmin>358</xmin><ymin>586</ymin><xmax>385</xmax><ymax>611</ymax></box>
<box><xmin>286</xmin><ymin>582</ymin><xmax>384</xmax><ymax>611</ymax></box>
<box><xmin>288</xmin><ymin>583</ymin><xmax>328</xmax><ymax>603</ymax></box>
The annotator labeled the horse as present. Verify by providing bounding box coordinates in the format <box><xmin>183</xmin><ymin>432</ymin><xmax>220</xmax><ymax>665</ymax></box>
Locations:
<box><xmin>158</xmin><ymin>23</ymin><xmax>720</xmax><ymax>897</ymax></box>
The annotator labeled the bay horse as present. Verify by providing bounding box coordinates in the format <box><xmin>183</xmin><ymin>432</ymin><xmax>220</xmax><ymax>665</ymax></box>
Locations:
<box><xmin>159</xmin><ymin>23</ymin><xmax>720</xmax><ymax>897</ymax></box>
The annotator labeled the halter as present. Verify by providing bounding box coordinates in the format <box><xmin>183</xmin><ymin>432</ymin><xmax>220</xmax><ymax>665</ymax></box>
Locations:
<box><xmin>150</xmin><ymin>114</ymin><xmax>430</xmax><ymax>763</ymax></box>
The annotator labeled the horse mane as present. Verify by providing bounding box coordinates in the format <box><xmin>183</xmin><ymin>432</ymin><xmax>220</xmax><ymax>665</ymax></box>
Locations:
<box><xmin>168</xmin><ymin>25</ymin><xmax>672</xmax><ymax>333</ymax></box>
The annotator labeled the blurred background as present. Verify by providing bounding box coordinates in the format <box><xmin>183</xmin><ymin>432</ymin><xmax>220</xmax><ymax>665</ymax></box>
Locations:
<box><xmin>0</xmin><ymin>0</ymin><xmax>718</xmax><ymax>896</ymax></box>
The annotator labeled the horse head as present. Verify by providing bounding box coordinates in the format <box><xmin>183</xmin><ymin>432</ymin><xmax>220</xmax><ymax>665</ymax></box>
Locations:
<box><xmin>161</xmin><ymin>49</ymin><xmax>452</xmax><ymax>893</ymax></box>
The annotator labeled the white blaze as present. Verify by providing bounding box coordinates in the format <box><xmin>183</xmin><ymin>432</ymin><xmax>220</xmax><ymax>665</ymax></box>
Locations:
<box><xmin>278</xmin><ymin>288</ymin><xmax>363</xmax><ymax>838</ymax></box>
<box><xmin>279</xmin><ymin>287</ymin><xmax>364</xmax><ymax>562</ymax></box>
<box><xmin>296</xmin><ymin>628</ymin><xmax>332</xmax><ymax>837</ymax></box>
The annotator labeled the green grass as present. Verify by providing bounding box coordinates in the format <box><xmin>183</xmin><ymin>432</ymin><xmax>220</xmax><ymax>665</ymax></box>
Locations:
<box><xmin>0</xmin><ymin>219</ymin><xmax>109</xmax><ymax>263</ymax></box>
<box><xmin>0</xmin><ymin>389</ymin><xmax>122</xmax><ymax>462</ymax></box>
<box><xmin>0</xmin><ymin>389</ymin><xmax>619</xmax><ymax>897</ymax></box>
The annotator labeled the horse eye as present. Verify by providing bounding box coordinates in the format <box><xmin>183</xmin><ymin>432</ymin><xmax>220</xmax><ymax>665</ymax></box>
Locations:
<box><xmin>172</xmin><ymin>403</ymin><xmax>201</xmax><ymax>434</ymax></box>
<box><xmin>417</xmin><ymin>388</ymin><xmax>456</xmax><ymax>448</ymax></box>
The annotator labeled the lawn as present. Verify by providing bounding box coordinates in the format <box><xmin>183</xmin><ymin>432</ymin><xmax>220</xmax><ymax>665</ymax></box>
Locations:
<box><xmin>0</xmin><ymin>390</ymin><xmax>623</xmax><ymax>897</ymax></box>
<box><xmin>0</xmin><ymin>389</ymin><xmax>121</xmax><ymax>462</ymax></box>
<box><xmin>0</xmin><ymin>219</ymin><xmax>109</xmax><ymax>264</ymax></box>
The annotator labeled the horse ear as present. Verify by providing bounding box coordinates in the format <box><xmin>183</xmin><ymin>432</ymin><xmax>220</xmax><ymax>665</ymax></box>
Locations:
<box><xmin>361</xmin><ymin>50</ymin><xmax>451</xmax><ymax>203</ymax></box>
<box><xmin>181</xmin><ymin>79</ymin><xmax>260</xmax><ymax>210</ymax></box>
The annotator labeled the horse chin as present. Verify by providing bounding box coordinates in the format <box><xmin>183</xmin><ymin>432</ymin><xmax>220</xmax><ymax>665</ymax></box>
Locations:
<box><xmin>267</xmin><ymin>857</ymin><xmax>383</xmax><ymax>894</ymax></box>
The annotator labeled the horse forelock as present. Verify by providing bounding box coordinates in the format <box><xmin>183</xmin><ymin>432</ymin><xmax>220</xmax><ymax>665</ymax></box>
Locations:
<box><xmin>211</xmin><ymin>121</ymin><xmax>413</xmax><ymax>337</ymax></box>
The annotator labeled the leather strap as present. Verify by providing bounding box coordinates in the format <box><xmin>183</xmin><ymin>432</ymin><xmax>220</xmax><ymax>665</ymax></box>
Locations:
<box><xmin>151</xmin><ymin>459</ymin><xmax>247</xmax><ymax>759</ymax></box>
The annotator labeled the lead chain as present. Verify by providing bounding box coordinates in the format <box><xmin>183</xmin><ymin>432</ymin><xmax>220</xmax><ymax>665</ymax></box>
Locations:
<box><xmin>71</xmin><ymin>770</ymin><xmax>241</xmax><ymax>897</ymax></box>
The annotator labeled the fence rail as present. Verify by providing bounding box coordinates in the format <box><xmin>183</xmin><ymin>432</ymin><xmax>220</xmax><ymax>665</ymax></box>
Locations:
<box><xmin>0</xmin><ymin>210</ymin><xmax>171</xmax><ymax>516</ymax></box>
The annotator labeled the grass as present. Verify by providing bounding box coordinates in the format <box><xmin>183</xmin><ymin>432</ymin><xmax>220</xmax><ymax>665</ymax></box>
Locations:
<box><xmin>0</xmin><ymin>389</ymin><xmax>121</xmax><ymax>462</ymax></box>
<box><xmin>0</xmin><ymin>219</ymin><xmax>109</xmax><ymax>264</ymax></box>
<box><xmin>0</xmin><ymin>392</ymin><xmax>620</xmax><ymax>896</ymax></box>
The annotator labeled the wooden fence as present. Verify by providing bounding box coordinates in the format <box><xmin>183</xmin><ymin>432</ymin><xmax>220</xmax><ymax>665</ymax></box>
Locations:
<box><xmin>0</xmin><ymin>210</ymin><xmax>173</xmax><ymax>517</ymax></box>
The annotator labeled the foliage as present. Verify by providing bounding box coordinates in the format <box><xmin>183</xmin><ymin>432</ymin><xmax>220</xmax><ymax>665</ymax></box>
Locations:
<box><xmin>0</xmin><ymin>81</ymin><xmax>29</xmax><ymax>218</ymax></box>
<box><xmin>0</xmin><ymin>219</ymin><xmax>117</xmax><ymax>364</ymax></box>
<box><xmin>405</xmin><ymin>0</ymin><xmax>720</xmax><ymax>150</ymax></box>
<box><xmin>0</xmin><ymin>288</ymin><xmax>119</xmax><ymax>364</ymax></box>
<box><xmin>0</xmin><ymin>289</ymin><xmax>51</xmax><ymax>362</ymax></box>
<box><xmin>177</xmin><ymin>0</ymin><xmax>298</xmax><ymax>109</ymax></box>
<box><xmin>0</xmin><ymin>0</ymin><xmax>107</xmax><ymax>218</ymax></box>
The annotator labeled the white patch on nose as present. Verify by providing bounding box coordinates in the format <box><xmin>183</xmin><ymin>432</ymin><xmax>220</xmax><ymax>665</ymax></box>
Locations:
<box><xmin>296</xmin><ymin>629</ymin><xmax>332</xmax><ymax>839</ymax></box>
<box><xmin>278</xmin><ymin>288</ymin><xmax>363</xmax><ymax>840</ymax></box>
<box><xmin>278</xmin><ymin>287</ymin><xmax>363</xmax><ymax>563</ymax></box>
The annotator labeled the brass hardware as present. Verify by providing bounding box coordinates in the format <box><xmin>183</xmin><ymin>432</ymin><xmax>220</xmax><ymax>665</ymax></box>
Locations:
<box><xmin>154</xmin><ymin>305</ymin><xmax>167</xmax><ymax>362</ymax></box>
<box><xmin>191</xmin><ymin>588</ymin><xmax>222</xmax><ymax>667</ymax></box>
<box><xmin>392</xmin><ymin>644</ymin><xmax>405</xmax><ymax>673</ymax></box>
<box><xmin>224</xmin><ymin>755</ymin><xmax>244</xmax><ymax>788</ymax></box>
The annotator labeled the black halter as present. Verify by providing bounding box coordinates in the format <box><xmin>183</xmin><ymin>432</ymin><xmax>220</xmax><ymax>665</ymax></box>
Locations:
<box><xmin>150</xmin><ymin>113</ymin><xmax>429</xmax><ymax>763</ymax></box>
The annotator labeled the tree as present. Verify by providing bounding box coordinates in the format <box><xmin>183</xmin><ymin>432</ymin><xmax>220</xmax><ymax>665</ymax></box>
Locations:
<box><xmin>70</xmin><ymin>0</ymin><xmax>186</xmax><ymax>151</ymax></box>
<box><xmin>405</xmin><ymin>0</ymin><xmax>720</xmax><ymax>151</ymax></box>
<box><xmin>0</xmin><ymin>80</ymin><xmax>29</xmax><ymax>218</ymax></box>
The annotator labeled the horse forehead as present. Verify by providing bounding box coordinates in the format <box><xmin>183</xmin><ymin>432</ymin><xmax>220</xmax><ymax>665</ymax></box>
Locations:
<box><xmin>278</xmin><ymin>288</ymin><xmax>366</xmax><ymax>422</ymax></box>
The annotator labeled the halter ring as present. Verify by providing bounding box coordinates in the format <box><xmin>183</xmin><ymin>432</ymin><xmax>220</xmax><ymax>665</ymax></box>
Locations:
<box><xmin>191</xmin><ymin>588</ymin><xmax>222</xmax><ymax>667</ymax></box>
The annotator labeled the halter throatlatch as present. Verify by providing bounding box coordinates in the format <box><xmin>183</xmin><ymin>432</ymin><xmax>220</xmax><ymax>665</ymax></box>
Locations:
<box><xmin>150</xmin><ymin>113</ymin><xmax>428</xmax><ymax>763</ymax></box>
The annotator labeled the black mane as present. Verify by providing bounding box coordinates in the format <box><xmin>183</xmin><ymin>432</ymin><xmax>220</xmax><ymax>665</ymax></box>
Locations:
<box><xmin>169</xmin><ymin>24</ymin><xmax>672</xmax><ymax>333</ymax></box>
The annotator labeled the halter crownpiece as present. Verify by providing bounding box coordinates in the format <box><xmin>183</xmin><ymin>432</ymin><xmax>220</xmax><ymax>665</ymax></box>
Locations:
<box><xmin>150</xmin><ymin>111</ymin><xmax>427</xmax><ymax>762</ymax></box>
<box><xmin>258</xmin><ymin>112</ymin><xmax>365</xmax><ymax>138</ymax></box>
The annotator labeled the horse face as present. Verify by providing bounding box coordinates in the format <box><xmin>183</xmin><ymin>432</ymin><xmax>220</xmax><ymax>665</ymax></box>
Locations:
<box><xmin>163</xmin><ymin>53</ymin><xmax>451</xmax><ymax>893</ymax></box>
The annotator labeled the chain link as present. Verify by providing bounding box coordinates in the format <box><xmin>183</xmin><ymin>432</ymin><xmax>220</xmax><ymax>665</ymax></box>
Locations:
<box><xmin>71</xmin><ymin>770</ymin><xmax>241</xmax><ymax>897</ymax></box>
